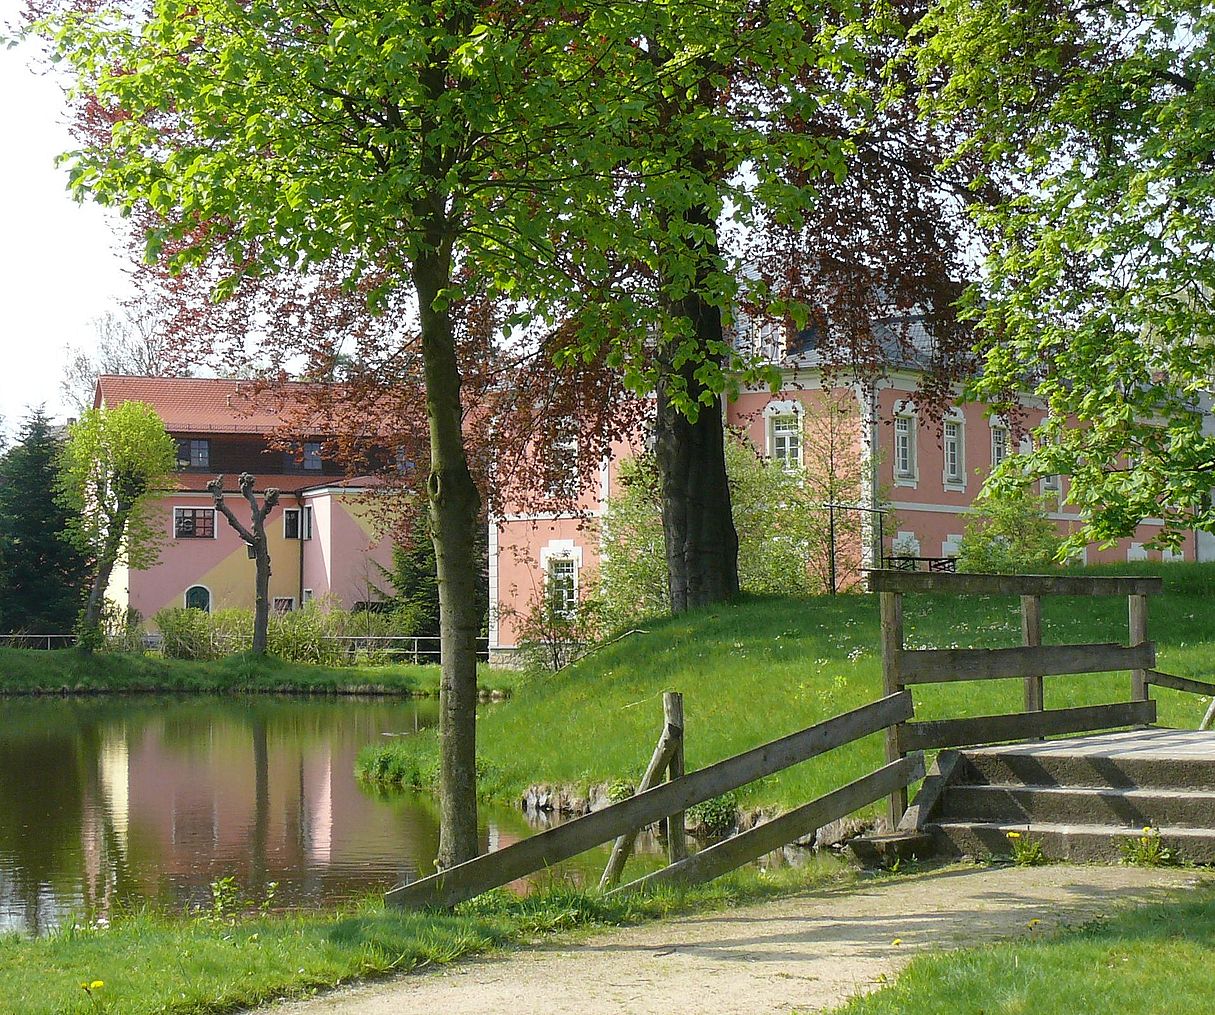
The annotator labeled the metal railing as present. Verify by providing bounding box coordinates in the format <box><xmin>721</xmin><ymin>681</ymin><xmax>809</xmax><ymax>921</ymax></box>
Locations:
<box><xmin>883</xmin><ymin>555</ymin><xmax>959</xmax><ymax>573</ymax></box>
<box><xmin>0</xmin><ymin>634</ymin><xmax>77</xmax><ymax>650</ymax></box>
<box><xmin>321</xmin><ymin>635</ymin><xmax>490</xmax><ymax>665</ymax></box>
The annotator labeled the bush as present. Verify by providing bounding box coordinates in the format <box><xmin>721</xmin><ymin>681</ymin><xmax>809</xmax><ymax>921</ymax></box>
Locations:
<box><xmin>153</xmin><ymin>599</ymin><xmax>420</xmax><ymax>663</ymax></box>
<box><xmin>958</xmin><ymin>487</ymin><xmax>1065</xmax><ymax>574</ymax></box>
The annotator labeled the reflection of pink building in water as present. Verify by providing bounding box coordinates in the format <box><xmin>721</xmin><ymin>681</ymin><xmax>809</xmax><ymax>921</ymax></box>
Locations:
<box><xmin>93</xmin><ymin>376</ymin><xmax>396</xmax><ymax>618</ymax></box>
<box><xmin>490</xmin><ymin>322</ymin><xmax>1208</xmax><ymax>659</ymax></box>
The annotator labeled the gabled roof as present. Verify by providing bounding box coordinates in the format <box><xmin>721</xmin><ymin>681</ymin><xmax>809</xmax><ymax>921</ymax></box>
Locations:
<box><xmin>93</xmin><ymin>375</ymin><xmax>325</xmax><ymax>436</ymax></box>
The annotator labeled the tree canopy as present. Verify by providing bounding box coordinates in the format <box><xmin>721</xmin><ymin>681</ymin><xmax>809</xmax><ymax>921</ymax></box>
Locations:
<box><xmin>917</xmin><ymin>0</ymin><xmax>1215</xmax><ymax>548</ymax></box>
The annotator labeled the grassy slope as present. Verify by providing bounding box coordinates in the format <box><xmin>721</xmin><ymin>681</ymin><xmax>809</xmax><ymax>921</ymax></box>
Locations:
<box><xmin>0</xmin><ymin>648</ymin><xmax>516</xmax><ymax>695</ymax></box>
<box><xmin>0</xmin><ymin>861</ymin><xmax>851</xmax><ymax>1015</ymax></box>
<box><xmin>829</xmin><ymin>882</ymin><xmax>1215</xmax><ymax>1015</ymax></box>
<box><xmin>361</xmin><ymin>563</ymin><xmax>1215</xmax><ymax>811</ymax></box>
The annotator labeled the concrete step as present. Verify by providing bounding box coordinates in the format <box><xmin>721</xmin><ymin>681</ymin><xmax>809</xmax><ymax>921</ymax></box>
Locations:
<box><xmin>937</xmin><ymin>784</ymin><xmax>1215</xmax><ymax>828</ymax></box>
<box><xmin>930</xmin><ymin>820</ymin><xmax>1215</xmax><ymax>864</ymax></box>
<box><xmin>959</xmin><ymin>730</ymin><xmax>1215</xmax><ymax>792</ymax></box>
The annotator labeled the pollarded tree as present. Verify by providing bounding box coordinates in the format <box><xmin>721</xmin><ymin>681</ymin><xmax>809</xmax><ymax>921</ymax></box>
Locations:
<box><xmin>207</xmin><ymin>474</ymin><xmax>280</xmax><ymax>656</ymax></box>
<box><xmin>0</xmin><ymin>408</ymin><xmax>89</xmax><ymax>632</ymax></box>
<box><xmin>56</xmin><ymin>402</ymin><xmax>176</xmax><ymax>648</ymax></box>
<box><xmin>915</xmin><ymin>0</ymin><xmax>1215</xmax><ymax>548</ymax></box>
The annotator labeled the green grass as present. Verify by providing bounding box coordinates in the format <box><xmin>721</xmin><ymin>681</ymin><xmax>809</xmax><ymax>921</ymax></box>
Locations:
<box><xmin>0</xmin><ymin>859</ymin><xmax>852</xmax><ymax>1014</ymax></box>
<box><xmin>0</xmin><ymin>648</ymin><xmax>516</xmax><ymax>696</ymax></box>
<box><xmin>359</xmin><ymin>562</ymin><xmax>1215</xmax><ymax>812</ymax></box>
<box><xmin>828</xmin><ymin>884</ymin><xmax>1215</xmax><ymax>1015</ymax></box>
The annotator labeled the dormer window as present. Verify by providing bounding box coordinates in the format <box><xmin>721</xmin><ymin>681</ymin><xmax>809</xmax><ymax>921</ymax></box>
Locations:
<box><xmin>177</xmin><ymin>439</ymin><xmax>210</xmax><ymax>470</ymax></box>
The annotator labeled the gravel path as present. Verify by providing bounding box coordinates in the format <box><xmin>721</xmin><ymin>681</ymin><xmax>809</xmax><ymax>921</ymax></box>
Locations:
<box><xmin>260</xmin><ymin>865</ymin><xmax>1199</xmax><ymax>1015</ymax></box>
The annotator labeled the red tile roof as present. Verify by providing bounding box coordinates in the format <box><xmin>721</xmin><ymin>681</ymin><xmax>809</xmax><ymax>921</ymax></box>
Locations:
<box><xmin>94</xmin><ymin>375</ymin><xmax>327</xmax><ymax>435</ymax></box>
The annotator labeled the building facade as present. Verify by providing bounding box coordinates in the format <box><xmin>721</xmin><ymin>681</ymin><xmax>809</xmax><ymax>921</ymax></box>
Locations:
<box><xmin>94</xmin><ymin>376</ymin><xmax>396</xmax><ymax>622</ymax></box>
<box><xmin>490</xmin><ymin>361</ymin><xmax>1202</xmax><ymax>659</ymax></box>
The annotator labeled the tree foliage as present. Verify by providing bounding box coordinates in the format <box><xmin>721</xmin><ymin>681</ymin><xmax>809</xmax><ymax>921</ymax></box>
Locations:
<box><xmin>957</xmin><ymin>486</ymin><xmax>1065</xmax><ymax>575</ymax></box>
<box><xmin>56</xmin><ymin>402</ymin><xmax>176</xmax><ymax>646</ymax></box>
<box><xmin>0</xmin><ymin>409</ymin><xmax>89</xmax><ymax>632</ymax></box>
<box><xmin>916</xmin><ymin>0</ymin><xmax>1215</xmax><ymax>547</ymax></box>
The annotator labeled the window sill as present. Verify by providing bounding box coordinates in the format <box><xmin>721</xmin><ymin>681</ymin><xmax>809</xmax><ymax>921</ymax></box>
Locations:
<box><xmin>943</xmin><ymin>481</ymin><xmax>967</xmax><ymax>493</ymax></box>
<box><xmin>894</xmin><ymin>476</ymin><xmax>918</xmax><ymax>488</ymax></box>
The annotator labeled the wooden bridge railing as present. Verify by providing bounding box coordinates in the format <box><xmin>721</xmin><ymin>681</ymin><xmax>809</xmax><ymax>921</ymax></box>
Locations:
<box><xmin>870</xmin><ymin>569</ymin><xmax>1163</xmax><ymax>825</ymax></box>
<box><xmin>387</xmin><ymin>692</ymin><xmax>922</xmax><ymax>909</ymax></box>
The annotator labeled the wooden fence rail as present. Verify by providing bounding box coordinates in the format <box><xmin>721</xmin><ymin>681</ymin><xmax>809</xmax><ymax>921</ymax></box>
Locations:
<box><xmin>899</xmin><ymin>642</ymin><xmax>1155</xmax><ymax>684</ymax></box>
<box><xmin>386</xmin><ymin>692</ymin><xmax>913</xmax><ymax>909</ymax></box>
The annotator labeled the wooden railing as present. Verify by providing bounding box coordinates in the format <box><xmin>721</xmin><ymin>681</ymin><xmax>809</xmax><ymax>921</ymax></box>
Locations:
<box><xmin>386</xmin><ymin>692</ymin><xmax>922</xmax><ymax>909</ymax></box>
<box><xmin>870</xmin><ymin>569</ymin><xmax>1163</xmax><ymax>825</ymax></box>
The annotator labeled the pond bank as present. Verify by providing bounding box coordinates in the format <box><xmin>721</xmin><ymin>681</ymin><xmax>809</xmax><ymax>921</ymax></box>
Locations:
<box><xmin>0</xmin><ymin>858</ymin><xmax>855</xmax><ymax>1015</ymax></box>
<box><xmin>0</xmin><ymin>647</ymin><xmax>516</xmax><ymax>697</ymax></box>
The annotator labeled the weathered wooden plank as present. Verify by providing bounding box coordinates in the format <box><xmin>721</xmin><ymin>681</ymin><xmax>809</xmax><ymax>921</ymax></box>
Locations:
<box><xmin>1022</xmin><ymin>595</ymin><xmax>1043</xmax><ymax>718</ymax></box>
<box><xmin>897</xmin><ymin>699</ymin><xmax>1157</xmax><ymax>753</ymax></box>
<box><xmin>611</xmin><ymin>755</ymin><xmax>926</xmax><ymax>896</ymax></box>
<box><xmin>899</xmin><ymin>642</ymin><xmax>1155</xmax><ymax>684</ymax></box>
<box><xmin>898</xmin><ymin>750</ymin><xmax>960</xmax><ymax>832</ymax></box>
<box><xmin>664</xmin><ymin>692</ymin><xmax>688</xmax><ymax>864</ymax></box>
<box><xmin>880</xmin><ymin>591</ymin><xmax>907</xmax><ymax>825</ymax></box>
<box><xmin>867</xmin><ymin>571</ymin><xmax>1163</xmax><ymax>597</ymax></box>
<box><xmin>1147</xmin><ymin>669</ymin><xmax>1215</xmax><ymax>698</ymax></box>
<box><xmin>599</xmin><ymin>700</ymin><xmax>682</xmax><ymax>891</ymax></box>
<box><xmin>386</xmin><ymin>692</ymin><xmax>913</xmax><ymax>909</ymax></box>
<box><xmin>1130</xmin><ymin>594</ymin><xmax>1149</xmax><ymax>702</ymax></box>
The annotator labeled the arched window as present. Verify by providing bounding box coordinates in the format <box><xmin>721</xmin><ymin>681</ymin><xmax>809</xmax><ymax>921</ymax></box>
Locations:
<box><xmin>185</xmin><ymin>585</ymin><xmax>211</xmax><ymax>612</ymax></box>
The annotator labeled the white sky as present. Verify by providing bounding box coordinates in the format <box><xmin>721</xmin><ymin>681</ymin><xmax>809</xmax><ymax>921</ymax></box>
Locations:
<box><xmin>0</xmin><ymin>3</ymin><xmax>132</xmax><ymax>435</ymax></box>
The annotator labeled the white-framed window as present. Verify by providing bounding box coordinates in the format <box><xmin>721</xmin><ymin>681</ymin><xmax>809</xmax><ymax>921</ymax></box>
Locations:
<box><xmin>176</xmin><ymin>438</ymin><xmax>210</xmax><ymax>470</ymax></box>
<box><xmin>894</xmin><ymin>414</ymin><xmax>917</xmax><ymax>481</ymax></box>
<box><xmin>273</xmin><ymin>596</ymin><xmax>295</xmax><ymax>613</ymax></box>
<box><xmin>184</xmin><ymin>585</ymin><xmax>211</xmax><ymax>612</ymax></box>
<box><xmin>1127</xmin><ymin>542</ymin><xmax>1149</xmax><ymax>563</ymax></box>
<box><xmin>942</xmin><ymin>533</ymin><xmax>963</xmax><ymax>558</ymax></box>
<box><xmin>174</xmin><ymin>506</ymin><xmax>216</xmax><ymax>539</ymax></box>
<box><xmin>546</xmin><ymin>556</ymin><xmax>578</xmax><ymax>618</ymax></box>
<box><xmin>302</xmin><ymin>442</ymin><xmax>323</xmax><ymax>471</ymax></box>
<box><xmin>1162</xmin><ymin>547</ymin><xmax>1185</xmax><ymax>563</ymax></box>
<box><xmin>546</xmin><ymin>428</ymin><xmax>580</xmax><ymax>498</ymax></box>
<box><xmin>942</xmin><ymin>418</ymin><xmax>964</xmax><ymax>487</ymax></box>
<box><xmin>990</xmin><ymin>423</ymin><xmax>1011</xmax><ymax>469</ymax></box>
<box><xmin>284</xmin><ymin>506</ymin><xmax>313</xmax><ymax>540</ymax></box>
<box><xmin>302</xmin><ymin>588</ymin><xmax>315</xmax><ymax>604</ymax></box>
<box><xmin>769</xmin><ymin>414</ymin><xmax>803</xmax><ymax>470</ymax></box>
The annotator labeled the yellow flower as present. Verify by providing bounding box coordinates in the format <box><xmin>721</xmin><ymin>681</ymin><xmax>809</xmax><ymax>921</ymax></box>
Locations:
<box><xmin>1006</xmin><ymin>831</ymin><xmax>1022</xmax><ymax>839</ymax></box>
<box><xmin>90</xmin><ymin>981</ymin><xmax>104</xmax><ymax>990</ymax></box>
<box><xmin>892</xmin><ymin>938</ymin><xmax>903</xmax><ymax>946</ymax></box>
<box><xmin>1143</xmin><ymin>826</ymin><xmax>1154</xmax><ymax>835</ymax></box>
<box><xmin>1027</xmin><ymin>919</ymin><xmax>1040</xmax><ymax>928</ymax></box>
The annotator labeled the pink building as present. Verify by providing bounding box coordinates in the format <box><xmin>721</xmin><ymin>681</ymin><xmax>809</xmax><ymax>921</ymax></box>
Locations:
<box><xmin>94</xmin><ymin>376</ymin><xmax>396</xmax><ymax>621</ymax></box>
<box><xmin>490</xmin><ymin>336</ymin><xmax>1208</xmax><ymax>660</ymax></box>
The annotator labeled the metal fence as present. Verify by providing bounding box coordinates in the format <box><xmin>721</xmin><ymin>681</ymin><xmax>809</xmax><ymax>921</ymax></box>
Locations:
<box><xmin>0</xmin><ymin>634</ymin><xmax>77</xmax><ymax>650</ymax></box>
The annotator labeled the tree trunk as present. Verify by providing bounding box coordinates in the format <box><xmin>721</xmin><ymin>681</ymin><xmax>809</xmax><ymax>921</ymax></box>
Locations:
<box><xmin>79</xmin><ymin>502</ymin><xmax>131</xmax><ymax>648</ymax></box>
<box><xmin>252</xmin><ymin>543</ymin><xmax>271</xmax><ymax>656</ymax></box>
<box><xmin>416</xmin><ymin>238</ymin><xmax>482</xmax><ymax>871</ymax></box>
<box><xmin>656</xmin><ymin>209</ymin><xmax>740</xmax><ymax>613</ymax></box>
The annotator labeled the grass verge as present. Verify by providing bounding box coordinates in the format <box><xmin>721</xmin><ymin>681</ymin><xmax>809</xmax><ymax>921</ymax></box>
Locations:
<box><xmin>0</xmin><ymin>648</ymin><xmax>516</xmax><ymax>696</ymax></box>
<box><xmin>0</xmin><ymin>858</ymin><xmax>852</xmax><ymax>1015</ymax></box>
<box><xmin>359</xmin><ymin>562</ymin><xmax>1215</xmax><ymax>811</ymax></box>
<box><xmin>828</xmin><ymin>882</ymin><xmax>1215</xmax><ymax>1015</ymax></box>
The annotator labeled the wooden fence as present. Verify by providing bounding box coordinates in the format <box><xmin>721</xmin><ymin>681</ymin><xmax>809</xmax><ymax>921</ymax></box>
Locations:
<box><xmin>870</xmin><ymin>570</ymin><xmax>1164</xmax><ymax>824</ymax></box>
<box><xmin>387</xmin><ymin>692</ymin><xmax>922</xmax><ymax>909</ymax></box>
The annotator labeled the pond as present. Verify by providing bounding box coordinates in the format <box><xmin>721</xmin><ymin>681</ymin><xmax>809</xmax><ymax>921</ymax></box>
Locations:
<box><xmin>0</xmin><ymin>695</ymin><xmax>627</xmax><ymax>935</ymax></box>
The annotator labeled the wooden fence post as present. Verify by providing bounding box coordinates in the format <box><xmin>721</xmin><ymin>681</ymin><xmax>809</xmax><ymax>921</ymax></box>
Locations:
<box><xmin>1129</xmin><ymin>594</ymin><xmax>1149</xmax><ymax>702</ymax></box>
<box><xmin>880</xmin><ymin>591</ymin><xmax>907</xmax><ymax>826</ymax></box>
<box><xmin>599</xmin><ymin>692</ymin><xmax>683</xmax><ymax>890</ymax></box>
<box><xmin>1021</xmin><ymin>595</ymin><xmax>1043</xmax><ymax>723</ymax></box>
<box><xmin>664</xmin><ymin>692</ymin><xmax>687</xmax><ymax>864</ymax></box>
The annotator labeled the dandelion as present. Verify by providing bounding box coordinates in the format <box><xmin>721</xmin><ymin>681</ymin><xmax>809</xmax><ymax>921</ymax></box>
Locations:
<box><xmin>1006</xmin><ymin>831</ymin><xmax>1022</xmax><ymax>839</ymax></box>
<box><xmin>1027</xmin><ymin>919</ymin><xmax>1040</xmax><ymax>928</ymax></box>
<box><xmin>892</xmin><ymin>938</ymin><xmax>903</xmax><ymax>946</ymax></box>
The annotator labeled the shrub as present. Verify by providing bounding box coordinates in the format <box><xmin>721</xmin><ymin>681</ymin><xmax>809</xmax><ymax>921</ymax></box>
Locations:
<box><xmin>958</xmin><ymin>487</ymin><xmax>1065</xmax><ymax>574</ymax></box>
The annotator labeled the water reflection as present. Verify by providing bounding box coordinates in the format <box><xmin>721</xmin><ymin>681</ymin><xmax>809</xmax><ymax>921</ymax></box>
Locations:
<box><xmin>0</xmin><ymin>696</ymin><xmax>549</xmax><ymax>935</ymax></box>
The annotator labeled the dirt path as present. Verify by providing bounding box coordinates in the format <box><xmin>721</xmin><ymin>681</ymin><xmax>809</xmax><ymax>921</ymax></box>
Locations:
<box><xmin>262</xmin><ymin>865</ymin><xmax>1199</xmax><ymax>1015</ymax></box>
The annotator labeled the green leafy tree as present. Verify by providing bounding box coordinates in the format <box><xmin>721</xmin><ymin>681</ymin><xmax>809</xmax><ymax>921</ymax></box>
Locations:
<box><xmin>56</xmin><ymin>402</ymin><xmax>176</xmax><ymax>649</ymax></box>
<box><xmin>0</xmin><ymin>409</ymin><xmax>89</xmax><ymax>632</ymax></box>
<box><xmin>384</xmin><ymin>516</ymin><xmax>488</xmax><ymax>643</ymax></box>
<box><xmin>916</xmin><ymin>0</ymin><xmax>1215</xmax><ymax>549</ymax></box>
<box><xmin>957</xmin><ymin>488</ymin><xmax>1064</xmax><ymax>575</ymax></box>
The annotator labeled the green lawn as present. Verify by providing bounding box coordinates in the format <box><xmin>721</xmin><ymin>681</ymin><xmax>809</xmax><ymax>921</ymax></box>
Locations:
<box><xmin>360</xmin><ymin>562</ymin><xmax>1215</xmax><ymax>812</ymax></box>
<box><xmin>0</xmin><ymin>860</ymin><xmax>851</xmax><ymax>1015</ymax></box>
<box><xmin>829</xmin><ymin>883</ymin><xmax>1215</xmax><ymax>1015</ymax></box>
<box><xmin>0</xmin><ymin>647</ymin><xmax>516</xmax><ymax>696</ymax></box>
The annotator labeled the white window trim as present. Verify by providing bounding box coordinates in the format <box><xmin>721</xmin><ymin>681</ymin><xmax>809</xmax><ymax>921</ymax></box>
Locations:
<box><xmin>302</xmin><ymin>588</ymin><xmax>315</xmax><ymax>603</ymax></box>
<box><xmin>767</xmin><ymin>412</ymin><xmax>803</xmax><ymax>470</ymax></box>
<box><xmin>539</xmin><ymin>540</ymin><xmax>582</xmax><ymax>618</ymax></box>
<box><xmin>893</xmin><ymin>411</ymin><xmax>918</xmax><ymax>488</ymax></box>
<box><xmin>941</xmin><ymin>414</ymin><xmax>966</xmax><ymax>492</ymax></box>
<box><xmin>283</xmin><ymin>506</ymin><xmax>313</xmax><ymax>540</ymax></box>
<box><xmin>989</xmin><ymin>419</ymin><xmax>1011</xmax><ymax>470</ymax></box>
<box><xmin>172</xmin><ymin>506</ymin><xmax>217</xmax><ymax>540</ymax></box>
<box><xmin>183</xmin><ymin>584</ymin><xmax>212</xmax><ymax>611</ymax></box>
